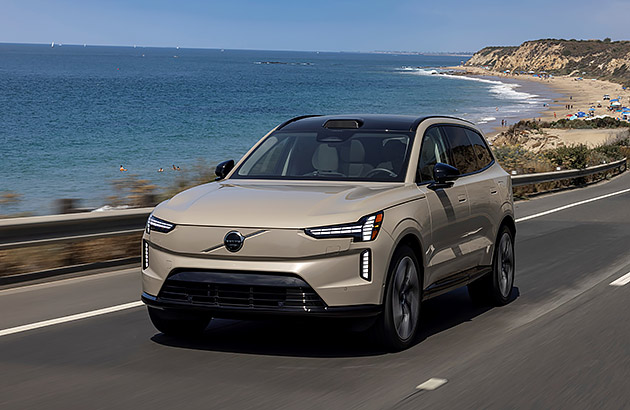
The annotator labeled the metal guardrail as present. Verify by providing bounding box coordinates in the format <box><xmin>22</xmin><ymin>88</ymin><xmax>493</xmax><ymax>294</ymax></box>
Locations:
<box><xmin>511</xmin><ymin>158</ymin><xmax>626</xmax><ymax>187</ymax></box>
<box><xmin>0</xmin><ymin>207</ymin><xmax>153</xmax><ymax>250</ymax></box>
<box><xmin>0</xmin><ymin>158</ymin><xmax>626</xmax><ymax>251</ymax></box>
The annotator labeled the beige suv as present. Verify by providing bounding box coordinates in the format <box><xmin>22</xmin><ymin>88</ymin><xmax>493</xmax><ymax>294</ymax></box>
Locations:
<box><xmin>141</xmin><ymin>115</ymin><xmax>515</xmax><ymax>350</ymax></box>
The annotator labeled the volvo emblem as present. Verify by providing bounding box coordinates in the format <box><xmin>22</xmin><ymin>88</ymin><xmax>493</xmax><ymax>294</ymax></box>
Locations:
<box><xmin>224</xmin><ymin>231</ymin><xmax>245</xmax><ymax>252</ymax></box>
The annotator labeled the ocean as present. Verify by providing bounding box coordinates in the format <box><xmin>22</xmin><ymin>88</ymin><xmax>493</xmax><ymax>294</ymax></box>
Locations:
<box><xmin>0</xmin><ymin>43</ymin><xmax>555</xmax><ymax>215</ymax></box>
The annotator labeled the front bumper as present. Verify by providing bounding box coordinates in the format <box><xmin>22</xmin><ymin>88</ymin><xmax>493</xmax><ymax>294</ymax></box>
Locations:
<box><xmin>142</xmin><ymin>228</ymin><xmax>395</xmax><ymax>308</ymax></box>
<box><xmin>141</xmin><ymin>270</ymin><xmax>381</xmax><ymax>318</ymax></box>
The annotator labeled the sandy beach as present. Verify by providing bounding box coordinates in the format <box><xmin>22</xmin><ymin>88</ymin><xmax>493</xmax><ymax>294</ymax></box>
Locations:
<box><xmin>447</xmin><ymin>65</ymin><xmax>630</xmax><ymax>144</ymax></box>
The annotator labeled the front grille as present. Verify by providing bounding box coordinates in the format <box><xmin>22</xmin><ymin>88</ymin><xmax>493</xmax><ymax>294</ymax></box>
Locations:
<box><xmin>158</xmin><ymin>276</ymin><xmax>326</xmax><ymax>311</ymax></box>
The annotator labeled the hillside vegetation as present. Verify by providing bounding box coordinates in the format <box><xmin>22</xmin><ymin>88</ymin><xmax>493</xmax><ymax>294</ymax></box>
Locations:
<box><xmin>466</xmin><ymin>39</ymin><xmax>630</xmax><ymax>86</ymax></box>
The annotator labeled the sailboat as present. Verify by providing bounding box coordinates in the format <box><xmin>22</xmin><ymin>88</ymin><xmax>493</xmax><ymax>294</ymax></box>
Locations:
<box><xmin>51</xmin><ymin>42</ymin><xmax>54</xmax><ymax>48</ymax></box>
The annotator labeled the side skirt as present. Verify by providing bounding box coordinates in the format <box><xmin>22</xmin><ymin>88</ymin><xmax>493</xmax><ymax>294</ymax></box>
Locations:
<box><xmin>422</xmin><ymin>266</ymin><xmax>491</xmax><ymax>301</ymax></box>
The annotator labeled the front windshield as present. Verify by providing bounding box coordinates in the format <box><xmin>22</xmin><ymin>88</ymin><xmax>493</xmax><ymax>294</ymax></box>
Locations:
<box><xmin>232</xmin><ymin>131</ymin><xmax>413</xmax><ymax>182</ymax></box>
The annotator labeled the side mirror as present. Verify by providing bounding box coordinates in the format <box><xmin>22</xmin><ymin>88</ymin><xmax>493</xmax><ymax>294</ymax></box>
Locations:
<box><xmin>430</xmin><ymin>162</ymin><xmax>460</xmax><ymax>189</ymax></box>
<box><xmin>215</xmin><ymin>159</ymin><xmax>235</xmax><ymax>180</ymax></box>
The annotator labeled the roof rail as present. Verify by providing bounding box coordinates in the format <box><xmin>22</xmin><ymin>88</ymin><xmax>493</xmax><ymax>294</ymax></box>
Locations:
<box><xmin>412</xmin><ymin>115</ymin><xmax>475</xmax><ymax>131</ymax></box>
<box><xmin>275</xmin><ymin>114</ymin><xmax>323</xmax><ymax>130</ymax></box>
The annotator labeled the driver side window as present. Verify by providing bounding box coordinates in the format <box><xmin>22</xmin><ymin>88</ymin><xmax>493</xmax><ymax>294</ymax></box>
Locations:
<box><xmin>418</xmin><ymin>126</ymin><xmax>451</xmax><ymax>182</ymax></box>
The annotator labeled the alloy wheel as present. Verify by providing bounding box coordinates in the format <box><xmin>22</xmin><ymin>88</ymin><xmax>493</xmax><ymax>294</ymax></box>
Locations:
<box><xmin>391</xmin><ymin>256</ymin><xmax>420</xmax><ymax>340</ymax></box>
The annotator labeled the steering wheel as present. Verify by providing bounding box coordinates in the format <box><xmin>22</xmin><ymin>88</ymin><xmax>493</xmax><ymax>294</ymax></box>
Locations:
<box><xmin>365</xmin><ymin>168</ymin><xmax>397</xmax><ymax>179</ymax></box>
<box><xmin>304</xmin><ymin>170</ymin><xmax>347</xmax><ymax>177</ymax></box>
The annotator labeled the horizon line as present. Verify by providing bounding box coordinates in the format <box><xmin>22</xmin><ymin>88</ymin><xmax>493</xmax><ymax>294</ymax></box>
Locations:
<box><xmin>0</xmin><ymin>41</ymin><xmax>475</xmax><ymax>55</ymax></box>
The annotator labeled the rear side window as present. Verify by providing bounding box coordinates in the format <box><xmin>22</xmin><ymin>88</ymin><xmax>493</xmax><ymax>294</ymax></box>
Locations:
<box><xmin>418</xmin><ymin>127</ymin><xmax>451</xmax><ymax>182</ymax></box>
<box><xmin>465</xmin><ymin>129</ymin><xmax>493</xmax><ymax>169</ymax></box>
<box><xmin>442</xmin><ymin>126</ymin><xmax>478</xmax><ymax>175</ymax></box>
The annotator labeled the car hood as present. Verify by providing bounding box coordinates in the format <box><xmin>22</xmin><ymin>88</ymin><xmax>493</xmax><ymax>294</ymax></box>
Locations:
<box><xmin>153</xmin><ymin>179</ymin><xmax>417</xmax><ymax>229</ymax></box>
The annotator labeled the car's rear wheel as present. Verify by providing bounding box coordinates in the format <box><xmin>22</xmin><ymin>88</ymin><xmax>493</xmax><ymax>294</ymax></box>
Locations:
<box><xmin>147</xmin><ymin>307</ymin><xmax>211</xmax><ymax>337</ymax></box>
<box><xmin>468</xmin><ymin>225</ymin><xmax>515</xmax><ymax>306</ymax></box>
<box><xmin>374</xmin><ymin>245</ymin><xmax>422</xmax><ymax>351</ymax></box>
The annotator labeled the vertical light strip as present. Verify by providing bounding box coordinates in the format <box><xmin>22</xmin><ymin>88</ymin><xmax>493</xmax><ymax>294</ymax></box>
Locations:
<box><xmin>360</xmin><ymin>249</ymin><xmax>371</xmax><ymax>281</ymax></box>
<box><xmin>143</xmin><ymin>240</ymin><xmax>149</xmax><ymax>270</ymax></box>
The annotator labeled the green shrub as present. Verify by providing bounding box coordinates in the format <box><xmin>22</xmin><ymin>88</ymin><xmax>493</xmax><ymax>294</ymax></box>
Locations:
<box><xmin>506</xmin><ymin>120</ymin><xmax>551</xmax><ymax>134</ymax></box>
<box><xmin>592</xmin><ymin>144</ymin><xmax>623</xmax><ymax>161</ymax></box>
<box><xmin>492</xmin><ymin>145</ymin><xmax>553</xmax><ymax>173</ymax></box>
<box><xmin>544</xmin><ymin>144</ymin><xmax>590</xmax><ymax>169</ymax></box>
<box><xmin>549</xmin><ymin>117</ymin><xmax>629</xmax><ymax>129</ymax></box>
<box><xmin>613</xmin><ymin>136</ymin><xmax>630</xmax><ymax>146</ymax></box>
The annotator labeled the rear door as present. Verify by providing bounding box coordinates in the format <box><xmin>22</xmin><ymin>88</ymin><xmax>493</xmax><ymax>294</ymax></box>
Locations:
<box><xmin>462</xmin><ymin>128</ymin><xmax>502</xmax><ymax>266</ymax></box>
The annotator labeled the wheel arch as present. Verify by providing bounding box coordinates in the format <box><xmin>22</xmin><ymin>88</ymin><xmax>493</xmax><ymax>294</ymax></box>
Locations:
<box><xmin>380</xmin><ymin>229</ymin><xmax>425</xmax><ymax>304</ymax></box>
<box><xmin>499</xmin><ymin>214</ymin><xmax>516</xmax><ymax>239</ymax></box>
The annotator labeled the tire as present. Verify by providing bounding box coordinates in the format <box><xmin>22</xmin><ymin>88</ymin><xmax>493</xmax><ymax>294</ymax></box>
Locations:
<box><xmin>374</xmin><ymin>245</ymin><xmax>422</xmax><ymax>351</ymax></box>
<box><xmin>468</xmin><ymin>225</ymin><xmax>515</xmax><ymax>306</ymax></box>
<box><xmin>147</xmin><ymin>307</ymin><xmax>211</xmax><ymax>337</ymax></box>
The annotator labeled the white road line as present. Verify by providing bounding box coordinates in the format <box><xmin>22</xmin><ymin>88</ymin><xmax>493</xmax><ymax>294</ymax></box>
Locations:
<box><xmin>610</xmin><ymin>272</ymin><xmax>630</xmax><ymax>287</ymax></box>
<box><xmin>515</xmin><ymin>187</ymin><xmax>630</xmax><ymax>223</ymax></box>
<box><xmin>0</xmin><ymin>301</ymin><xmax>144</xmax><ymax>337</ymax></box>
<box><xmin>416</xmin><ymin>378</ymin><xmax>448</xmax><ymax>391</ymax></box>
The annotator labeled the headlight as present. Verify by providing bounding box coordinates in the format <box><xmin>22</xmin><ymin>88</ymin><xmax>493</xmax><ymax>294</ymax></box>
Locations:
<box><xmin>146</xmin><ymin>214</ymin><xmax>176</xmax><ymax>234</ymax></box>
<box><xmin>305</xmin><ymin>211</ymin><xmax>383</xmax><ymax>242</ymax></box>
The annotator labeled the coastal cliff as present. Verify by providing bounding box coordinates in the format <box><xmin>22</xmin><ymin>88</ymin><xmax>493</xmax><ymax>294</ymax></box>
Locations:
<box><xmin>466</xmin><ymin>39</ymin><xmax>630</xmax><ymax>86</ymax></box>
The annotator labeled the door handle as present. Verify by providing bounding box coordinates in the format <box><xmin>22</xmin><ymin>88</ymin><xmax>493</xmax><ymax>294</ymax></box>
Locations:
<box><xmin>490</xmin><ymin>189</ymin><xmax>498</xmax><ymax>195</ymax></box>
<box><xmin>457</xmin><ymin>194</ymin><xmax>467</xmax><ymax>203</ymax></box>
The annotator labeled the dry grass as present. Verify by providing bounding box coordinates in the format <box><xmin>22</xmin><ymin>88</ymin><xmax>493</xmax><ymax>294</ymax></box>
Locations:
<box><xmin>106</xmin><ymin>159</ymin><xmax>217</xmax><ymax>208</ymax></box>
<box><xmin>0</xmin><ymin>232</ymin><xmax>142</xmax><ymax>277</ymax></box>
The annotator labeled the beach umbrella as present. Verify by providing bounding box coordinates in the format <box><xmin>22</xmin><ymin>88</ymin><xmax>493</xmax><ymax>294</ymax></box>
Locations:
<box><xmin>611</xmin><ymin>98</ymin><xmax>619</xmax><ymax>102</ymax></box>
<box><xmin>589</xmin><ymin>108</ymin><xmax>596</xmax><ymax>111</ymax></box>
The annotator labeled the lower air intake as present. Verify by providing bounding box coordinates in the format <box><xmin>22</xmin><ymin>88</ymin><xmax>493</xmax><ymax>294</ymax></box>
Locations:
<box><xmin>157</xmin><ymin>270</ymin><xmax>326</xmax><ymax>311</ymax></box>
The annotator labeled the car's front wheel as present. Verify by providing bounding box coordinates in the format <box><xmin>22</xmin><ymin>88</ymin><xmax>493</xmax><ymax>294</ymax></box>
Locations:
<box><xmin>468</xmin><ymin>225</ymin><xmax>515</xmax><ymax>306</ymax></box>
<box><xmin>374</xmin><ymin>245</ymin><xmax>422</xmax><ymax>351</ymax></box>
<box><xmin>147</xmin><ymin>307</ymin><xmax>211</xmax><ymax>337</ymax></box>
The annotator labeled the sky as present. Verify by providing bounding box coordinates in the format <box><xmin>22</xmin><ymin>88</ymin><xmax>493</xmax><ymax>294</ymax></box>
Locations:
<box><xmin>1</xmin><ymin>0</ymin><xmax>630</xmax><ymax>52</ymax></box>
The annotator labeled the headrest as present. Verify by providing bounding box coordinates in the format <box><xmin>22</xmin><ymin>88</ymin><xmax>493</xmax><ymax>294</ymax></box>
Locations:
<box><xmin>383</xmin><ymin>139</ymin><xmax>406</xmax><ymax>160</ymax></box>
<box><xmin>349</xmin><ymin>140</ymin><xmax>366</xmax><ymax>163</ymax></box>
<box><xmin>312</xmin><ymin>144</ymin><xmax>339</xmax><ymax>171</ymax></box>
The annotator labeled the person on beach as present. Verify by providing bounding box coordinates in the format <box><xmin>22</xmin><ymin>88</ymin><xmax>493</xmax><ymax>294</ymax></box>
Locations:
<box><xmin>120</xmin><ymin>165</ymin><xmax>127</xmax><ymax>172</ymax></box>
<box><xmin>158</xmin><ymin>168</ymin><xmax>163</xmax><ymax>172</ymax></box>
<box><xmin>554</xmin><ymin>112</ymin><xmax>557</xmax><ymax>119</ymax></box>
<box><xmin>172</xmin><ymin>164</ymin><xmax>177</xmax><ymax>170</ymax></box>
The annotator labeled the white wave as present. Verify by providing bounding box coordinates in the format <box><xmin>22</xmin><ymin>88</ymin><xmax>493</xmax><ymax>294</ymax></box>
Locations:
<box><xmin>399</xmin><ymin>67</ymin><xmax>542</xmax><ymax>103</ymax></box>
<box><xmin>476</xmin><ymin>116</ymin><xmax>497</xmax><ymax>124</ymax></box>
<box><xmin>398</xmin><ymin>67</ymin><xmax>439</xmax><ymax>75</ymax></box>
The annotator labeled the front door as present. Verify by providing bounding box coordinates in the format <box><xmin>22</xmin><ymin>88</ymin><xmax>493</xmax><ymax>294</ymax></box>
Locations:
<box><xmin>416</xmin><ymin>126</ymin><xmax>472</xmax><ymax>286</ymax></box>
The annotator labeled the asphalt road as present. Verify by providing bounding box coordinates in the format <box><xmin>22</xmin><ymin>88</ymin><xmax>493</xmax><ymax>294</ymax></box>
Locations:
<box><xmin>1</xmin><ymin>174</ymin><xmax>630</xmax><ymax>410</ymax></box>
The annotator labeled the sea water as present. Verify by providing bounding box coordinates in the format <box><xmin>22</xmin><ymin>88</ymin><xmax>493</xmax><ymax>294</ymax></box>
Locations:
<box><xmin>0</xmin><ymin>44</ymin><xmax>554</xmax><ymax>214</ymax></box>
